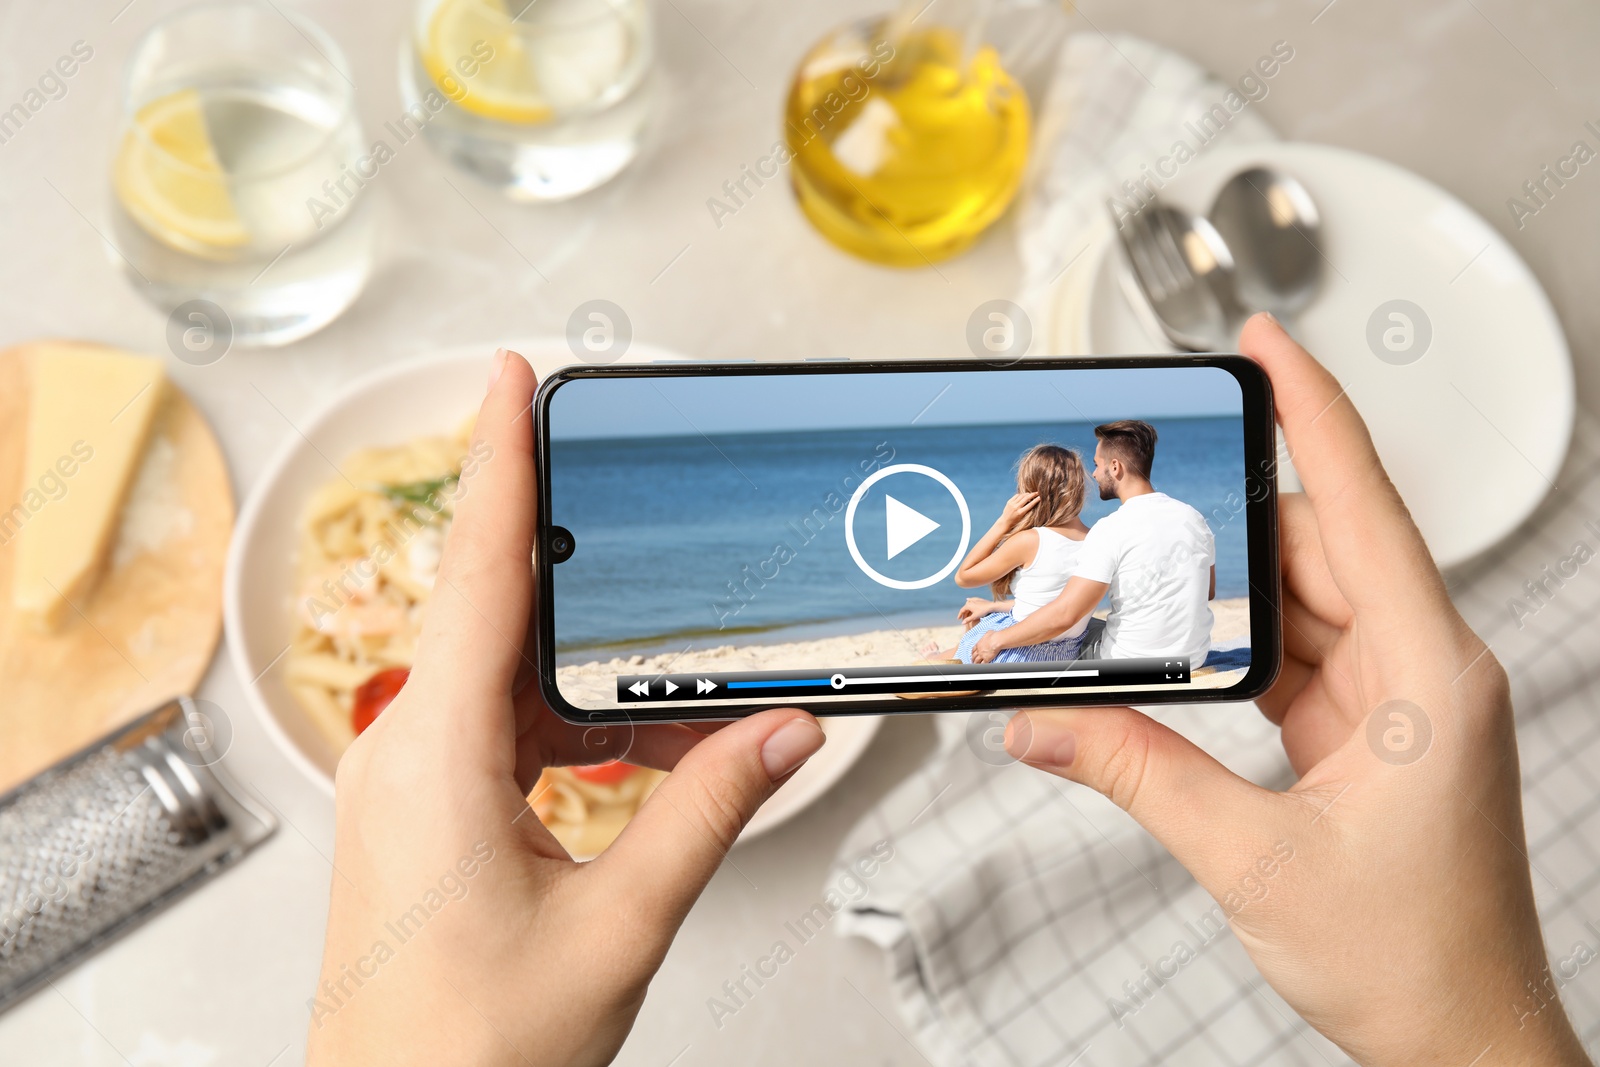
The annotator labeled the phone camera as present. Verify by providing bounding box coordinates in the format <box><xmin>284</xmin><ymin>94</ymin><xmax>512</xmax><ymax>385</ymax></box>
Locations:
<box><xmin>549</xmin><ymin>527</ymin><xmax>576</xmax><ymax>563</ymax></box>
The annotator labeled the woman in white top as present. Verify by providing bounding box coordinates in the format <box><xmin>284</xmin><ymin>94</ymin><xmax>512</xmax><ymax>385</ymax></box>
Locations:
<box><xmin>921</xmin><ymin>444</ymin><xmax>1092</xmax><ymax>664</ymax></box>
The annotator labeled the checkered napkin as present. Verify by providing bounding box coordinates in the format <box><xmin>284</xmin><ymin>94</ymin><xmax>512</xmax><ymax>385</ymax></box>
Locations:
<box><xmin>828</xmin><ymin>39</ymin><xmax>1600</xmax><ymax>1066</ymax></box>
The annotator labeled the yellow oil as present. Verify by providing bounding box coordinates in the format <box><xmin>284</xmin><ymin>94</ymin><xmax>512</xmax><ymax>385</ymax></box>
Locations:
<box><xmin>783</xmin><ymin>19</ymin><xmax>1030</xmax><ymax>267</ymax></box>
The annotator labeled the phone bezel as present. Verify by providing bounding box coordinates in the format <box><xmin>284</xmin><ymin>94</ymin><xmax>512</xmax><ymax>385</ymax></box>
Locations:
<box><xmin>532</xmin><ymin>355</ymin><xmax>1281</xmax><ymax>724</ymax></box>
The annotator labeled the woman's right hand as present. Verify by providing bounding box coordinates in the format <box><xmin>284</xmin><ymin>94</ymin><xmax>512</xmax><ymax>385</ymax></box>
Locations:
<box><xmin>997</xmin><ymin>490</ymin><xmax>1039</xmax><ymax>531</ymax></box>
<box><xmin>1006</xmin><ymin>314</ymin><xmax>1591</xmax><ymax>1067</ymax></box>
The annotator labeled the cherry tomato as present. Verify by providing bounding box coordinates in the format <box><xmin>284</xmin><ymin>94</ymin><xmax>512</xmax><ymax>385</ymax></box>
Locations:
<box><xmin>569</xmin><ymin>760</ymin><xmax>639</xmax><ymax>785</ymax></box>
<box><xmin>351</xmin><ymin>667</ymin><xmax>410</xmax><ymax>734</ymax></box>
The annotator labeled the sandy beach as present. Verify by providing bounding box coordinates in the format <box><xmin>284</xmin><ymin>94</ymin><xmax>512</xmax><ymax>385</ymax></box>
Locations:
<box><xmin>556</xmin><ymin>597</ymin><xmax>1252</xmax><ymax>708</ymax></box>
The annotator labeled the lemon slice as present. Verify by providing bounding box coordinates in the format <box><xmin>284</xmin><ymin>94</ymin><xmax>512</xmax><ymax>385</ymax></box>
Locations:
<box><xmin>113</xmin><ymin>88</ymin><xmax>248</xmax><ymax>256</ymax></box>
<box><xmin>423</xmin><ymin>0</ymin><xmax>554</xmax><ymax>125</ymax></box>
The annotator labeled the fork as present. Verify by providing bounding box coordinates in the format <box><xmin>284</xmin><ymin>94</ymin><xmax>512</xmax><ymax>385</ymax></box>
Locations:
<box><xmin>1109</xmin><ymin>200</ymin><xmax>1237</xmax><ymax>352</ymax></box>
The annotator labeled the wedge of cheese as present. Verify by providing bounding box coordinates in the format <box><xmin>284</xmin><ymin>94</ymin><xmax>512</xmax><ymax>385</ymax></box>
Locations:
<box><xmin>12</xmin><ymin>348</ymin><xmax>167</xmax><ymax>630</ymax></box>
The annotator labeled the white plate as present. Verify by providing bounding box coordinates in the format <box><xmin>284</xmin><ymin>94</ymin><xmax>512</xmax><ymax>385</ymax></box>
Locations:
<box><xmin>1053</xmin><ymin>142</ymin><xmax>1575</xmax><ymax>569</ymax></box>
<box><xmin>223</xmin><ymin>340</ymin><xmax>881</xmax><ymax>846</ymax></box>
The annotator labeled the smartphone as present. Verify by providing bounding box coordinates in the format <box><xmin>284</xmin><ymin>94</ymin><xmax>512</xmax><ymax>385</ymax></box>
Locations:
<box><xmin>533</xmin><ymin>356</ymin><xmax>1280</xmax><ymax>723</ymax></box>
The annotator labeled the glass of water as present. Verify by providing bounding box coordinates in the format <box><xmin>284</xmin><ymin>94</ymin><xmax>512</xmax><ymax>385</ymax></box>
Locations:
<box><xmin>401</xmin><ymin>0</ymin><xmax>654</xmax><ymax>201</ymax></box>
<box><xmin>111</xmin><ymin>1</ymin><xmax>374</xmax><ymax>348</ymax></box>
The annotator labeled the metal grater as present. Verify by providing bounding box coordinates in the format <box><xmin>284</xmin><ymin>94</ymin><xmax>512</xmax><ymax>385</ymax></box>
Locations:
<box><xmin>0</xmin><ymin>697</ymin><xmax>276</xmax><ymax>1014</ymax></box>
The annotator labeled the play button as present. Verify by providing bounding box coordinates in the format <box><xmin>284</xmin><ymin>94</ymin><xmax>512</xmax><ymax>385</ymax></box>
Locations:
<box><xmin>885</xmin><ymin>495</ymin><xmax>941</xmax><ymax>559</ymax></box>
<box><xmin>844</xmin><ymin>463</ymin><xmax>971</xmax><ymax>590</ymax></box>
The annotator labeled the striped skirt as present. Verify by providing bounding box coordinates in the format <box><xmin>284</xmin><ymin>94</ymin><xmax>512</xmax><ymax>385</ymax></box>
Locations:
<box><xmin>954</xmin><ymin>612</ymin><xmax>1086</xmax><ymax>665</ymax></box>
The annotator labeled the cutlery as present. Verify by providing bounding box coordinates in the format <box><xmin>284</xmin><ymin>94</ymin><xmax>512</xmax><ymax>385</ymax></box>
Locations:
<box><xmin>1208</xmin><ymin>166</ymin><xmax>1323</xmax><ymax>321</ymax></box>
<box><xmin>1110</xmin><ymin>201</ymin><xmax>1236</xmax><ymax>351</ymax></box>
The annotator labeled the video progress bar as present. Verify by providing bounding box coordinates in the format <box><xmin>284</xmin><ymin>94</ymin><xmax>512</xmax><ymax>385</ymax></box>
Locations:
<box><xmin>616</xmin><ymin>658</ymin><xmax>1190</xmax><ymax>702</ymax></box>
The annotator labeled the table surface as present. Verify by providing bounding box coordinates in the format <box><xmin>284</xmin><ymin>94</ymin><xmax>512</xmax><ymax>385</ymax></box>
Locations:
<box><xmin>3</xmin><ymin>0</ymin><xmax>1598</xmax><ymax>1063</ymax></box>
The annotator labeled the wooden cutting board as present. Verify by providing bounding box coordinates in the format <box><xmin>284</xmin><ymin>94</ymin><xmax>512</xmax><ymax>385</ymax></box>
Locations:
<box><xmin>0</xmin><ymin>341</ymin><xmax>233</xmax><ymax>792</ymax></box>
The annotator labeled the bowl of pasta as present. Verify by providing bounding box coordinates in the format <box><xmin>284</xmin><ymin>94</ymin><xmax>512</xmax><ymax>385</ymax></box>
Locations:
<box><xmin>224</xmin><ymin>342</ymin><xmax>883</xmax><ymax>856</ymax></box>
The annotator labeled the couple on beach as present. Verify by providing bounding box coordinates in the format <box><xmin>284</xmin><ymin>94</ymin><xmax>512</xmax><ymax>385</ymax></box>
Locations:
<box><xmin>923</xmin><ymin>420</ymin><xmax>1217</xmax><ymax>670</ymax></box>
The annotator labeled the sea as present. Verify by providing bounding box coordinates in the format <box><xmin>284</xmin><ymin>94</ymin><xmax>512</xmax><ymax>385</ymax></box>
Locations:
<box><xmin>549</xmin><ymin>416</ymin><xmax>1248</xmax><ymax>656</ymax></box>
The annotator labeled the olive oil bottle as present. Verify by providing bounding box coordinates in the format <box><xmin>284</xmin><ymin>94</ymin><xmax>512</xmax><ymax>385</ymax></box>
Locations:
<box><xmin>783</xmin><ymin>8</ymin><xmax>1030</xmax><ymax>267</ymax></box>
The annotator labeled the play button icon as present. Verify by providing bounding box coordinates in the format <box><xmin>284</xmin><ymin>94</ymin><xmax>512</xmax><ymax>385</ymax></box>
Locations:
<box><xmin>885</xmin><ymin>495</ymin><xmax>941</xmax><ymax>559</ymax></box>
<box><xmin>844</xmin><ymin>463</ymin><xmax>971</xmax><ymax>590</ymax></box>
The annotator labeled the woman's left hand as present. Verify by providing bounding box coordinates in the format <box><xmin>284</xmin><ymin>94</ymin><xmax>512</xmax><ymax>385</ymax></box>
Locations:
<box><xmin>958</xmin><ymin>597</ymin><xmax>997</xmax><ymax>628</ymax></box>
<box><xmin>307</xmin><ymin>350</ymin><xmax>826</xmax><ymax>1067</ymax></box>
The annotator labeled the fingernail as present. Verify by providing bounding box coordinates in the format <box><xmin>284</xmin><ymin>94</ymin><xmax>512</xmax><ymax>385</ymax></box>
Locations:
<box><xmin>1258</xmin><ymin>311</ymin><xmax>1279</xmax><ymax>326</ymax></box>
<box><xmin>761</xmin><ymin>718</ymin><xmax>826</xmax><ymax>780</ymax></box>
<box><xmin>1006</xmin><ymin>712</ymin><xmax>1076</xmax><ymax>767</ymax></box>
<box><xmin>488</xmin><ymin>347</ymin><xmax>508</xmax><ymax>390</ymax></box>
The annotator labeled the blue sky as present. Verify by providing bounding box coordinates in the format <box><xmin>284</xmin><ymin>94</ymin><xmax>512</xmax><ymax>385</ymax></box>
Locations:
<box><xmin>548</xmin><ymin>366</ymin><xmax>1242</xmax><ymax>440</ymax></box>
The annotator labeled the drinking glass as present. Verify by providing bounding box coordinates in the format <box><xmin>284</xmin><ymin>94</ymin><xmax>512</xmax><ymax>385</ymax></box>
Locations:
<box><xmin>111</xmin><ymin>1</ymin><xmax>374</xmax><ymax>348</ymax></box>
<box><xmin>400</xmin><ymin>0</ymin><xmax>654</xmax><ymax>201</ymax></box>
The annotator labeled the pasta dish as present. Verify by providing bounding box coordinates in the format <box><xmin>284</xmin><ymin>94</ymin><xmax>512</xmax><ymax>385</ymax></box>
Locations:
<box><xmin>285</xmin><ymin>421</ymin><xmax>661</xmax><ymax>854</ymax></box>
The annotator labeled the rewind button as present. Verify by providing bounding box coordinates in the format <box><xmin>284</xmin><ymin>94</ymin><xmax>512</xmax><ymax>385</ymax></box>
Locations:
<box><xmin>615</xmin><ymin>674</ymin><xmax>725</xmax><ymax>702</ymax></box>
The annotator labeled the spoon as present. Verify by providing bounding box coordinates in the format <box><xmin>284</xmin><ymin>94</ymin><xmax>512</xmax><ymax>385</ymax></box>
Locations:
<box><xmin>1207</xmin><ymin>167</ymin><xmax>1323</xmax><ymax>321</ymax></box>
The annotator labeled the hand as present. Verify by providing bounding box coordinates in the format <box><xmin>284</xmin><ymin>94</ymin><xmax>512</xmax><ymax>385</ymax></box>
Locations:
<box><xmin>971</xmin><ymin>631</ymin><xmax>1004</xmax><ymax>664</ymax></box>
<box><xmin>958</xmin><ymin>597</ymin><xmax>997</xmax><ymax>628</ymax></box>
<box><xmin>307</xmin><ymin>351</ymin><xmax>826</xmax><ymax>1067</ymax></box>
<box><xmin>1005</xmin><ymin>315</ymin><xmax>1589</xmax><ymax>1067</ymax></box>
<box><xmin>998</xmin><ymin>490</ymin><xmax>1039</xmax><ymax>531</ymax></box>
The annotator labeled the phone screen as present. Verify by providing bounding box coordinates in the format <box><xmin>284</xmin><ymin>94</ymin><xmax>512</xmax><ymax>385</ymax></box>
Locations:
<box><xmin>536</xmin><ymin>358</ymin><xmax>1279</xmax><ymax>719</ymax></box>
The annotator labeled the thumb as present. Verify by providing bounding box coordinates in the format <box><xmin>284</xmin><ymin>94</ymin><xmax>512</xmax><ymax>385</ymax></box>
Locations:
<box><xmin>1007</xmin><ymin>707</ymin><xmax>1275</xmax><ymax>891</ymax></box>
<box><xmin>594</xmin><ymin>709</ymin><xmax>825</xmax><ymax>923</ymax></box>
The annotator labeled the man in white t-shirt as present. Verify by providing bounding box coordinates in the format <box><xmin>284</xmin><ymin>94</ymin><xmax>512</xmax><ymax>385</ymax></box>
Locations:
<box><xmin>972</xmin><ymin>420</ymin><xmax>1216</xmax><ymax>668</ymax></box>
